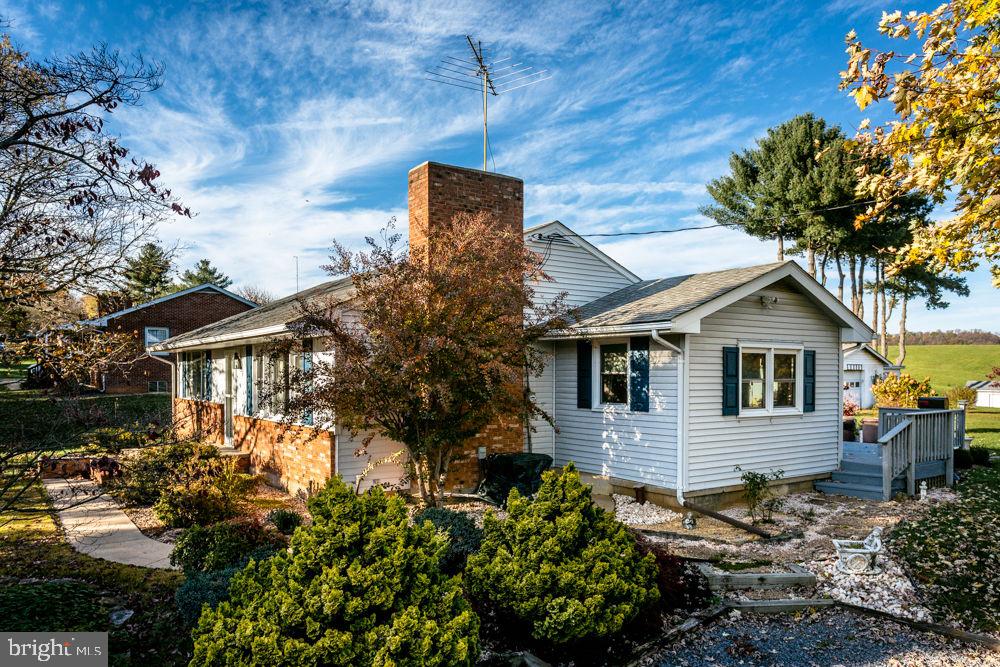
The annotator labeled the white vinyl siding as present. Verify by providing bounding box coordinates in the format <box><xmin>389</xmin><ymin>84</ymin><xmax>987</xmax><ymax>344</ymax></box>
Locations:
<box><xmin>526</xmin><ymin>232</ymin><xmax>637</xmax><ymax>307</ymax></box>
<box><xmin>335</xmin><ymin>430</ymin><xmax>408</xmax><ymax>492</ymax></box>
<box><xmin>686</xmin><ymin>284</ymin><xmax>841</xmax><ymax>491</ymax></box>
<box><xmin>528</xmin><ymin>342</ymin><xmax>555</xmax><ymax>457</ymax></box>
<box><xmin>551</xmin><ymin>338</ymin><xmax>679</xmax><ymax>488</ymax></box>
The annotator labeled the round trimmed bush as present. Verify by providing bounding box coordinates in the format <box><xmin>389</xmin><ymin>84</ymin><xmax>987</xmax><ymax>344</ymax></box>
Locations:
<box><xmin>464</xmin><ymin>463</ymin><xmax>659</xmax><ymax>644</ymax></box>
<box><xmin>170</xmin><ymin>517</ymin><xmax>286</xmax><ymax>573</ymax></box>
<box><xmin>414</xmin><ymin>507</ymin><xmax>482</xmax><ymax>574</ymax></box>
<box><xmin>190</xmin><ymin>476</ymin><xmax>479</xmax><ymax>666</ymax></box>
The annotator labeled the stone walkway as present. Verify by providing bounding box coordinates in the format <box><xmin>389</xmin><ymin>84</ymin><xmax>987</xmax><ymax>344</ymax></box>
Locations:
<box><xmin>42</xmin><ymin>477</ymin><xmax>175</xmax><ymax>569</ymax></box>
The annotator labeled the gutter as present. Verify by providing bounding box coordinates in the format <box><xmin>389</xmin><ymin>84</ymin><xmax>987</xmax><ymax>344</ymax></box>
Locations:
<box><xmin>542</xmin><ymin>321</ymin><xmax>673</xmax><ymax>341</ymax></box>
<box><xmin>650</xmin><ymin>329</ymin><xmax>686</xmax><ymax>507</ymax></box>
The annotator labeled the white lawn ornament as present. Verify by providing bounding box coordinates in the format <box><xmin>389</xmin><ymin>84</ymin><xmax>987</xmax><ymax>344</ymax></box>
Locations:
<box><xmin>832</xmin><ymin>527</ymin><xmax>883</xmax><ymax>575</ymax></box>
<box><xmin>919</xmin><ymin>481</ymin><xmax>928</xmax><ymax>502</ymax></box>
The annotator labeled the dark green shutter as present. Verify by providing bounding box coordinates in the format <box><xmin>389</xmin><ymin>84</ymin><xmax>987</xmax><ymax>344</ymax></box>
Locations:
<box><xmin>722</xmin><ymin>346</ymin><xmax>739</xmax><ymax>416</ymax></box>
<box><xmin>629</xmin><ymin>336</ymin><xmax>650</xmax><ymax>412</ymax></box>
<box><xmin>203</xmin><ymin>350</ymin><xmax>212</xmax><ymax>401</ymax></box>
<box><xmin>576</xmin><ymin>340</ymin><xmax>592</xmax><ymax>409</ymax></box>
<box><xmin>803</xmin><ymin>349</ymin><xmax>816</xmax><ymax>412</ymax></box>
<box><xmin>302</xmin><ymin>339</ymin><xmax>313</xmax><ymax>426</ymax></box>
<box><xmin>245</xmin><ymin>345</ymin><xmax>253</xmax><ymax>415</ymax></box>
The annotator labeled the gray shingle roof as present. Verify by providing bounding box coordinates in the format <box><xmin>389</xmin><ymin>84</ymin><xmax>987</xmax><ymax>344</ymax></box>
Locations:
<box><xmin>570</xmin><ymin>262</ymin><xmax>788</xmax><ymax>329</ymax></box>
<box><xmin>157</xmin><ymin>277</ymin><xmax>353</xmax><ymax>348</ymax></box>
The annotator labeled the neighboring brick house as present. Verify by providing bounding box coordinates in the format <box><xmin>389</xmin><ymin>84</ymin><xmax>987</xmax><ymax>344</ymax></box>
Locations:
<box><xmin>83</xmin><ymin>284</ymin><xmax>257</xmax><ymax>394</ymax></box>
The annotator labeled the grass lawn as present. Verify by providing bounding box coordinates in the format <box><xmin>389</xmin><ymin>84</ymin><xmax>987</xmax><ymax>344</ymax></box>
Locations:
<box><xmin>0</xmin><ymin>358</ymin><xmax>32</xmax><ymax>379</ymax></box>
<box><xmin>889</xmin><ymin>464</ymin><xmax>1000</xmax><ymax>632</ymax></box>
<box><xmin>900</xmin><ymin>344</ymin><xmax>999</xmax><ymax>393</ymax></box>
<box><xmin>966</xmin><ymin>407</ymin><xmax>1000</xmax><ymax>451</ymax></box>
<box><xmin>858</xmin><ymin>406</ymin><xmax>1000</xmax><ymax>452</ymax></box>
<box><xmin>0</xmin><ymin>478</ymin><xmax>189</xmax><ymax>665</ymax></box>
<box><xmin>0</xmin><ymin>389</ymin><xmax>171</xmax><ymax>460</ymax></box>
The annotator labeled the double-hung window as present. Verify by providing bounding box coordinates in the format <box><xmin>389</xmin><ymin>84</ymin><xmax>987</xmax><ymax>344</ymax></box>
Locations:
<box><xmin>599</xmin><ymin>343</ymin><xmax>629</xmax><ymax>405</ymax></box>
<box><xmin>739</xmin><ymin>346</ymin><xmax>802</xmax><ymax>414</ymax></box>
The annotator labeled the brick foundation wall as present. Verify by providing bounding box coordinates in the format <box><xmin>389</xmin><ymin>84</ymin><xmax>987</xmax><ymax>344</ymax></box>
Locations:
<box><xmin>173</xmin><ymin>397</ymin><xmax>225</xmax><ymax>445</ymax></box>
<box><xmin>101</xmin><ymin>290</ymin><xmax>254</xmax><ymax>394</ymax></box>
<box><xmin>233</xmin><ymin>414</ymin><xmax>335</xmax><ymax>497</ymax></box>
<box><xmin>408</xmin><ymin>162</ymin><xmax>526</xmax><ymax>491</ymax></box>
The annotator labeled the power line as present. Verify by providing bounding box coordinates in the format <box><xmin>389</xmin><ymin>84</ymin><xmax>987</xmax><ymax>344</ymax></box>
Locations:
<box><xmin>549</xmin><ymin>198</ymin><xmax>885</xmax><ymax>239</ymax></box>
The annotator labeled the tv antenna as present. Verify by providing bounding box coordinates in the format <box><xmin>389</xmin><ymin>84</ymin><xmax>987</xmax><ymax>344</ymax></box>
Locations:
<box><xmin>426</xmin><ymin>36</ymin><xmax>550</xmax><ymax>171</ymax></box>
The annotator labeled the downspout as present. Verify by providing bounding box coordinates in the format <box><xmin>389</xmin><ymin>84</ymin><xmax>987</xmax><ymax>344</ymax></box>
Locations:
<box><xmin>148</xmin><ymin>353</ymin><xmax>177</xmax><ymax>401</ymax></box>
<box><xmin>650</xmin><ymin>329</ymin><xmax>686</xmax><ymax>507</ymax></box>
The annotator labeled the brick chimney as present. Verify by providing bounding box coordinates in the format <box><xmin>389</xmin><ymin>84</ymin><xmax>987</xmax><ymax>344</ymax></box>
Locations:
<box><xmin>407</xmin><ymin>161</ymin><xmax>523</xmax><ymax>256</ymax></box>
<box><xmin>406</xmin><ymin>161</ymin><xmax>526</xmax><ymax>489</ymax></box>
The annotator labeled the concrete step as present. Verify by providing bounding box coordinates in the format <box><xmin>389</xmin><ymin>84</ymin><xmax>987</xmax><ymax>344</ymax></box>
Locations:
<box><xmin>814</xmin><ymin>480</ymin><xmax>887</xmax><ymax>500</ymax></box>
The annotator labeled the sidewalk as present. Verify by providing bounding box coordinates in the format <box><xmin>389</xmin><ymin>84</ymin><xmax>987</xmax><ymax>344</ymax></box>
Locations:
<box><xmin>42</xmin><ymin>477</ymin><xmax>175</xmax><ymax>569</ymax></box>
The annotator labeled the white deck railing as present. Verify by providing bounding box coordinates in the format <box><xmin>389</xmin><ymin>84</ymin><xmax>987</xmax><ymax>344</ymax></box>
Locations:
<box><xmin>876</xmin><ymin>408</ymin><xmax>964</xmax><ymax>500</ymax></box>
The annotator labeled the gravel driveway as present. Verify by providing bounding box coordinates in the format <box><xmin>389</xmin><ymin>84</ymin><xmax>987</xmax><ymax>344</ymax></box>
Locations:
<box><xmin>648</xmin><ymin>608</ymin><xmax>1000</xmax><ymax>666</ymax></box>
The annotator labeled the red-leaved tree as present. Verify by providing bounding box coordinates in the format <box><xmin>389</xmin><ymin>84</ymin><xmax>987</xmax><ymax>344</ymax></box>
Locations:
<box><xmin>285</xmin><ymin>213</ymin><xmax>572</xmax><ymax>506</ymax></box>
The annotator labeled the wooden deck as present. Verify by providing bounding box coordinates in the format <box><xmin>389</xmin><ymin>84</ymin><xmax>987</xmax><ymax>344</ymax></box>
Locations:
<box><xmin>815</xmin><ymin>408</ymin><xmax>964</xmax><ymax>500</ymax></box>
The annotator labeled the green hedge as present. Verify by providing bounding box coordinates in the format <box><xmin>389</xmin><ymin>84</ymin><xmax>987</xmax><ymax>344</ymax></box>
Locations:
<box><xmin>190</xmin><ymin>476</ymin><xmax>479</xmax><ymax>666</ymax></box>
<box><xmin>465</xmin><ymin>463</ymin><xmax>659</xmax><ymax>644</ymax></box>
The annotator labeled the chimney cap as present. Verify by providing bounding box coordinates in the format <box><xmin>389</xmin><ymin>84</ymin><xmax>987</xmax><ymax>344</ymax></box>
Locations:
<box><xmin>408</xmin><ymin>161</ymin><xmax>523</xmax><ymax>183</ymax></box>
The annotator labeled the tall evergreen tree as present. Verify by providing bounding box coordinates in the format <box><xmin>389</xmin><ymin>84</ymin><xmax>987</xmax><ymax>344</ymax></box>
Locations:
<box><xmin>177</xmin><ymin>259</ymin><xmax>232</xmax><ymax>290</ymax></box>
<box><xmin>700</xmin><ymin>113</ymin><xmax>857</xmax><ymax>274</ymax></box>
<box><xmin>123</xmin><ymin>243</ymin><xmax>173</xmax><ymax>302</ymax></box>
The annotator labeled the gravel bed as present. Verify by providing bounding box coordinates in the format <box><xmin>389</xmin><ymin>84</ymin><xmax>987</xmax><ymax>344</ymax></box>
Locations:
<box><xmin>802</xmin><ymin>555</ymin><xmax>933</xmax><ymax>622</ymax></box>
<box><xmin>647</xmin><ymin>607</ymin><xmax>1000</xmax><ymax>666</ymax></box>
<box><xmin>614</xmin><ymin>494</ymin><xmax>681</xmax><ymax>526</ymax></box>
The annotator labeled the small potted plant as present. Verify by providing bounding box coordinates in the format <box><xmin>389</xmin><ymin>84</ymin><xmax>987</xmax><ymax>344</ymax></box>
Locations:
<box><xmin>843</xmin><ymin>399</ymin><xmax>859</xmax><ymax>441</ymax></box>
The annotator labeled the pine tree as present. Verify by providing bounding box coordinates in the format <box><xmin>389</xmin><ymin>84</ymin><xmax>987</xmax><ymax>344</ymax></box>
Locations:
<box><xmin>177</xmin><ymin>259</ymin><xmax>232</xmax><ymax>290</ymax></box>
<box><xmin>123</xmin><ymin>243</ymin><xmax>174</xmax><ymax>302</ymax></box>
<box><xmin>700</xmin><ymin>113</ymin><xmax>857</xmax><ymax>274</ymax></box>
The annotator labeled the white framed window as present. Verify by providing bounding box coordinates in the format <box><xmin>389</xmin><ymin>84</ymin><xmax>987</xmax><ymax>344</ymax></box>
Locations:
<box><xmin>739</xmin><ymin>345</ymin><xmax>802</xmax><ymax>415</ymax></box>
<box><xmin>144</xmin><ymin>326</ymin><xmax>170</xmax><ymax>351</ymax></box>
<box><xmin>592</xmin><ymin>339</ymin><xmax>630</xmax><ymax>407</ymax></box>
<box><xmin>148</xmin><ymin>380</ymin><xmax>168</xmax><ymax>393</ymax></box>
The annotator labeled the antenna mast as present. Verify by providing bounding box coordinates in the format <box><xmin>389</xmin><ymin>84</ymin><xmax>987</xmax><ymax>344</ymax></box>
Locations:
<box><xmin>426</xmin><ymin>36</ymin><xmax>550</xmax><ymax>171</ymax></box>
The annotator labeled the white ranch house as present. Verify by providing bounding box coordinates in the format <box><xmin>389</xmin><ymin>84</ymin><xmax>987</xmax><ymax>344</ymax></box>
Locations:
<box><xmin>152</xmin><ymin>161</ymin><xmax>957</xmax><ymax>507</ymax></box>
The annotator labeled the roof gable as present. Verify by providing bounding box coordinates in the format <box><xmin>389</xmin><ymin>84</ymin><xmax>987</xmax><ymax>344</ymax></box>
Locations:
<box><xmin>524</xmin><ymin>220</ymin><xmax>641</xmax><ymax>284</ymax></box>
<box><xmin>83</xmin><ymin>284</ymin><xmax>257</xmax><ymax>326</ymax></box>
<box><xmin>844</xmin><ymin>343</ymin><xmax>896</xmax><ymax>367</ymax></box>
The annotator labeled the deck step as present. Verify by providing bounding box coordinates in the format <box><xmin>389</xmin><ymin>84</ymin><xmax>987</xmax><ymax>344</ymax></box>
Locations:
<box><xmin>831</xmin><ymin>469</ymin><xmax>883</xmax><ymax>486</ymax></box>
<box><xmin>838</xmin><ymin>458</ymin><xmax>883</xmax><ymax>474</ymax></box>
<box><xmin>813</xmin><ymin>480</ymin><xmax>888</xmax><ymax>500</ymax></box>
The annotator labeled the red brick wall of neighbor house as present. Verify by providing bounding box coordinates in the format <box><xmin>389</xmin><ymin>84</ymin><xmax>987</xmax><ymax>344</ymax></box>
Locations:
<box><xmin>101</xmin><ymin>291</ymin><xmax>254</xmax><ymax>394</ymax></box>
<box><xmin>233</xmin><ymin>415</ymin><xmax>335</xmax><ymax>497</ymax></box>
<box><xmin>408</xmin><ymin>162</ymin><xmax>526</xmax><ymax>491</ymax></box>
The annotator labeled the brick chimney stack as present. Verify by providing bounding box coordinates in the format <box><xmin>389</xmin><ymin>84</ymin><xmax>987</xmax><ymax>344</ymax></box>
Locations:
<box><xmin>405</xmin><ymin>161</ymin><xmax>526</xmax><ymax>489</ymax></box>
<box><xmin>407</xmin><ymin>162</ymin><xmax>524</xmax><ymax>256</ymax></box>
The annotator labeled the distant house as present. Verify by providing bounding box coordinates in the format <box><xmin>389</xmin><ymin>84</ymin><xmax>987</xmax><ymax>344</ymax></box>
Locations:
<box><xmin>967</xmin><ymin>380</ymin><xmax>1000</xmax><ymax>408</ymax></box>
<box><xmin>82</xmin><ymin>284</ymin><xmax>256</xmax><ymax>394</ymax></box>
<box><xmin>151</xmin><ymin>161</ymin><xmax>876</xmax><ymax>506</ymax></box>
<box><xmin>842</xmin><ymin>343</ymin><xmax>902</xmax><ymax>409</ymax></box>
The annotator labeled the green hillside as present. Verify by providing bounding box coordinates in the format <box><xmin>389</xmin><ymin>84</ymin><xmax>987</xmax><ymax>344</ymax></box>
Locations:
<box><xmin>899</xmin><ymin>344</ymin><xmax>999</xmax><ymax>392</ymax></box>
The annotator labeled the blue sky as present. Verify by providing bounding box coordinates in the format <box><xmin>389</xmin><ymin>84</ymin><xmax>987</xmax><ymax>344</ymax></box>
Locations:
<box><xmin>5</xmin><ymin>0</ymin><xmax>996</xmax><ymax>332</ymax></box>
